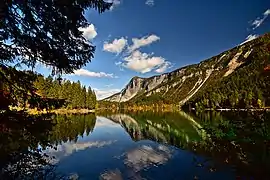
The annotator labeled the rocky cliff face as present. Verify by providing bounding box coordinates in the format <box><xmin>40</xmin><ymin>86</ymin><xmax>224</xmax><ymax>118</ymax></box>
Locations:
<box><xmin>104</xmin><ymin>33</ymin><xmax>270</xmax><ymax>106</ymax></box>
<box><xmin>105</xmin><ymin>75</ymin><xmax>168</xmax><ymax>102</ymax></box>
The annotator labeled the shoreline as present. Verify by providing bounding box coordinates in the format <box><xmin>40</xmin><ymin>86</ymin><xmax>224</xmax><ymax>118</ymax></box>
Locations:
<box><xmin>8</xmin><ymin>107</ymin><xmax>95</xmax><ymax>115</ymax></box>
<box><xmin>48</xmin><ymin>109</ymin><xmax>95</xmax><ymax>115</ymax></box>
<box><xmin>190</xmin><ymin>107</ymin><xmax>270</xmax><ymax>112</ymax></box>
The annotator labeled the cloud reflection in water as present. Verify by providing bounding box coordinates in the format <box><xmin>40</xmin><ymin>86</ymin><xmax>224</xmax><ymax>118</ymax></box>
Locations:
<box><xmin>99</xmin><ymin>144</ymin><xmax>173</xmax><ymax>180</ymax></box>
<box><xmin>45</xmin><ymin>140</ymin><xmax>116</xmax><ymax>164</ymax></box>
<box><xmin>124</xmin><ymin>144</ymin><xmax>172</xmax><ymax>172</ymax></box>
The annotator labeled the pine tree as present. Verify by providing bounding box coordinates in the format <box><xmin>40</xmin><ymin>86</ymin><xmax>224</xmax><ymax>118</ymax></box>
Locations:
<box><xmin>86</xmin><ymin>86</ymin><xmax>93</xmax><ymax>109</ymax></box>
<box><xmin>92</xmin><ymin>90</ymin><xmax>97</xmax><ymax>109</ymax></box>
<box><xmin>32</xmin><ymin>75</ymin><xmax>97</xmax><ymax>110</ymax></box>
<box><xmin>0</xmin><ymin>1</ymin><xmax>111</xmax><ymax>109</ymax></box>
<box><xmin>82</xmin><ymin>86</ymin><xmax>87</xmax><ymax>109</ymax></box>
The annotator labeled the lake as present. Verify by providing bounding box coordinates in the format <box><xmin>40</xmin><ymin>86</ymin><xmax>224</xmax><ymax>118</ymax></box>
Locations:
<box><xmin>1</xmin><ymin>110</ymin><xmax>270</xmax><ymax>179</ymax></box>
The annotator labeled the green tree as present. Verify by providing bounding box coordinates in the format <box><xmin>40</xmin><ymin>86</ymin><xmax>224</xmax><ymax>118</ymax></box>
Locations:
<box><xmin>92</xmin><ymin>90</ymin><xmax>97</xmax><ymax>108</ymax></box>
<box><xmin>86</xmin><ymin>87</ymin><xmax>92</xmax><ymax>109</ymax></box>
<box><xmin>82</xmin><ymin>86</ymin><xmax>87</xmax><ymax>109</ymax></box>
<box><xmin>0</xmin><ymin>0</ymin><xmax>111</xmax><ymax>109</ymax></box>
<box><xmin>85</xmin><ymin>86</ymin><xmax>97</xmax><ymax>109</ymax></box>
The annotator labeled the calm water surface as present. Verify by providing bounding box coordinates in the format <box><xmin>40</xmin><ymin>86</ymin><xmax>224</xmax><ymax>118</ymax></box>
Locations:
<box><xmin>1</xmin><ymin>111</ymin><xmax>270</xmax><ymax>179</ymax></box>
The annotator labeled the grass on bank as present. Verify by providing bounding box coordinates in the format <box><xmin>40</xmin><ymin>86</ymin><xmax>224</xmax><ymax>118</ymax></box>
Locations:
<box><xmin>8</xmin><ymin>106</ymin><xmax>95</xmax><ymax>115</ymax></box>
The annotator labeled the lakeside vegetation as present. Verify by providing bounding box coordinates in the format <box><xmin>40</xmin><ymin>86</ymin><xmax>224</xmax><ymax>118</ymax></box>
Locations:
<box><xmin>9</xmin><ymin>106</ymin><xmax>95</xmax><ymax>115</ymax></box>
<box><xmin>97</xmin><ymin>100</ymin><xmax>178</xmax><ymax>111</ymax></box>
<box><xmin>33</xmin><ymin>74</ymin><xmax>97</xmax><ymax>110</ymax></box>
<box><xmin>1</xmin><ymin>69</ymin><xmax>97</xmax><ymax>114</ymax></box>
<box><xmin>97</xmin><ymin>100</ymin><xmax>270</xmax><ymax>112</ymax></box>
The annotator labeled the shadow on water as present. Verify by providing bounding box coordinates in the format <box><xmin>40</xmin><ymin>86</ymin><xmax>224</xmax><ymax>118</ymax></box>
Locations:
<box><xmin>1</xmin><ymin>110</ymin><xmax>270</xmax><ymax>179</ymax></box>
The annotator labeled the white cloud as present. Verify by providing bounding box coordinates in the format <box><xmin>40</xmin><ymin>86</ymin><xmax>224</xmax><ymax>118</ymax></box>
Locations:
<box><xmin>240</xmin><ymin>34</ymin><xmax>258</xmax><ymax>45</ymax></box>
<box><xmin>145</xmin><ymin>0</ymin><xmax>154</xmax><ymax>6</ymax></box>
<box><xmin>251</xmin><ymin>9</ymin><xmax>270</xmax><ymax>29</ymax></box>
<box><xmin>252</xmin><ymin>18</ymin><xmax>264</xmax><ymax>29</ymax></box>
<box><xmin>73</xmin><ymin>69</ymin><xmax>116</xmax><ymax>78</ymax></box>
<box><xmin>105</xmin><ymin>84</ymin><xmax>114</xmax><ymax>88</ymax></box>
<box><xmin>264</xmin><ymin>9</ymin><xmax>270</xmax><ymax>16</ymax></box>
<box><xmin>155</xmin><ymin>61</ymin><xmax>172</xmax><ymax>73</ymax></box>
<box><xmin>115</xmin><ymin>61</ymin><xmax>122</xmax><ymax>66</ymax></box>
<box><xmin>94</xmin><ymin>88</ymin><xmax>121</xmax><ymax>100</ymax></box>
<box><xmin>107</xmin><ymin>34</ymin><xmax>169</xmax><ymax>74</ymax></box>
<box><xmin>105</xmin><ymin>0</ymin><xmax>121</xmax><ymax>10</ymax></box>
<box><xmin>115</xmin><ymin>61</ymin><xmax>125</xmax><ymax>71</ymax></box>
<box><xmin>103</xmin><ymin>37</ymin><xmax>127</xmax><ymax>53</ymax></box>
<box><xmin>128</xmin><ymin>34</ymin><xmax>160</xmax><ymax>52</ymax></box>
<box><xmin>78</xmin><ymin>24</ymin><xmax>97</xmax><ymax>40</ymax></box>
<box><xmin>122</xmin><ymin>50</ymin><xmax>170</xmax><ymax>73</ymax></box>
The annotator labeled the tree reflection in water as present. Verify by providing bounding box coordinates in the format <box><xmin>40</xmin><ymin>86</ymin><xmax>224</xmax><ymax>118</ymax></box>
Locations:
<box><xmin>1</xmin><ymin>110</ymin><xmax>270</xmax><ymax>179</ymax></box>
<box><xmin>189</xmin><ymin>110</ymin><xmax>270</xmax><ymax>179</ymax></box>
<box><xmin>103</xmin><ymin>110</ymin><xmax>270</xmax><ymax>179</ymax></box>
<box><xmin>0</xmin><ymin>111</ymin><xmax>55</xmax><ymax>179</ymax></box>
<box><xmin>0</xmin><ymin>111</ymin><xmax>96</xmax><ymax>179</ymax></box>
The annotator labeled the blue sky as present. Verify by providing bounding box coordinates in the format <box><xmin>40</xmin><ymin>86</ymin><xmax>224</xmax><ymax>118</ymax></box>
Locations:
<box><xmin>33</xmin><ymin>0</ymin><xmax>270</xmax><ymax>99</ymax></box>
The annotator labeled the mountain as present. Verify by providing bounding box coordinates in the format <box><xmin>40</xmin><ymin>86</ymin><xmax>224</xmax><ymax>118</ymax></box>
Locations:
<box><xmin>104</xmin><ymin>33</ymin><xmax>270</xmax><ymax>109</ymax></box>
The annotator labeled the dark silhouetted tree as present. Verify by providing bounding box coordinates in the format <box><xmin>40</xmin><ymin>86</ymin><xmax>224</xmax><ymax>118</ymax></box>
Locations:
<box><xmin>0</xmin><ymin>0</ymin><xmax>111</xmax><ymax>109</ymax></box>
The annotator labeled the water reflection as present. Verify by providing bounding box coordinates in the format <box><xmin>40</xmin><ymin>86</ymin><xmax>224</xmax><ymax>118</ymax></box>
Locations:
<box><xmin>107</xmin><ymin>112</ymin><xmax>205</xmax><ymax>148</ymax></box>
<box><xmin>45</xmin><ymin>140</ymin><xmax>116</xmax><ymax>164</ymax></box>
<box><xmin>1</xmin><ymin>110</ymin><xmax>270</xmax><ymax>179</ymax></box>
<box><xmin>124</xmin><ymin>144</ymin><xmax>172</xmax><ymax>172</ymax></box>
<box><xmin>48</xmin><ymin>114</ymin><xmax>96</xmax><ymax>144</ymax></box>
<box><xmin>0</xmin><ymin>112</ymin><xmax>96</xmax><ymax>179</ymax></box>
<box><xmin>0</xmin><ymin>111</ymin><xmax>55</xmax><ymax>179</ymax></box>
<box><xmin>189</xmin><ymin>110</ymin><xmax>270</xmax><ymax>179</ymax></box>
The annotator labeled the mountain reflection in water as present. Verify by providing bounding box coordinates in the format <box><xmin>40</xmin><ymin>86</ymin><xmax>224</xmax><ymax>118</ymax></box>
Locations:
<box><xmin>1</xmin><ymin>110</ymin><xmax>270</xmax><ymax>179</ymax></box>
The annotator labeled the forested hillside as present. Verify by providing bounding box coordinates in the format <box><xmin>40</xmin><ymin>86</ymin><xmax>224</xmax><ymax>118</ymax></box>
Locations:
<box><xmin>1</xmin><ymin>68</ymin><xmax>97</xmax><ymax>110</ymax></box>
<box><xmin>33</xmin><ymin>75</ymin><xmax>97</xmax><ymax>109</ymax></box>
<box><xmin>103</xmin><ymin>33</ymin><xmax>270</xmax><ymax>109</ymax></box>
<box><xmin>186</xmin><ymin>35</ymin><xmax>270</xmax><ymax>109</ymax></box>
